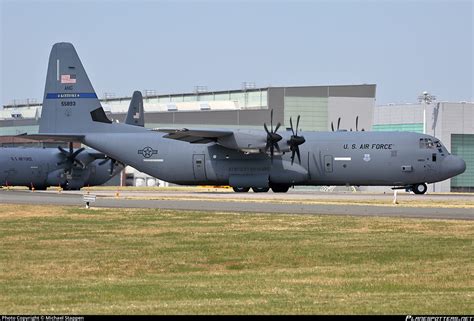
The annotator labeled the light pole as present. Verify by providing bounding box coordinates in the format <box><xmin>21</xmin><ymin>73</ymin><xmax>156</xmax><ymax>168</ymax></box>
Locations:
<box><xmin>417</xmin><ymin>91</ymin><xmax>436</xmax><ymax>134</ymax></box>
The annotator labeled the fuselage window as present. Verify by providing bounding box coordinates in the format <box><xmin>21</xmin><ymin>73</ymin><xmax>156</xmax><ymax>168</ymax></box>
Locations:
<box><xmin>432</xmin><ymin>153</ymin><xmax>437</xmax><ymax>162</ymax></box>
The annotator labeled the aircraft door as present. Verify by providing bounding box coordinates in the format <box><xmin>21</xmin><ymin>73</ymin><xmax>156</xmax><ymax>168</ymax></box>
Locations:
<box><xmin>30</xmin><ymin>164</ymin><xmax>46</xmax><ymax>187</ymax></box>
<box><xmin>324</xmin><ymin>155</ymin><xmax>333</xmax><ymax>173</ymax></box>
<box><xmin>193</xmin><ymin>154</ymin><xmax>207</xmax><ymax>181</ymax></box>
<box><xmin>31</xmin><ymin>164</ymin><xmax>43</xmax><ymax>179</ymax></box>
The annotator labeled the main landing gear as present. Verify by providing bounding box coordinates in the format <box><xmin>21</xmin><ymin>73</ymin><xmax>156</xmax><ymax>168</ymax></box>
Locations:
<box><xmin>270</xmin><ymin>184</ymin><xmax>290</xmax><ymax>193</ymax></box>
<box><xmin>252</xmin><ymin>187</ymin><xmax>270</xmax><ymax>193</ymax></box>
<box><xmin>232</xmin><ymin>184</ymin><xmax>291</xmax><ymax>193</ymax></box>
<box><xmin>233</xmin><ymin>187</ymin><xmax>250</xmax><ymax>193</ymax></box>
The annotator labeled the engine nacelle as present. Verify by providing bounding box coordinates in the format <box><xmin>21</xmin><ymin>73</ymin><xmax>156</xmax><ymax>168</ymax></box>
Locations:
<box><xmin>45</xmin><ymin>169</ymin><xmax>67</xmax><ymax>186</ymax></box>
<box><xmin>218</xmin><ymin>130</ymin><xmax>292</xmax><ymax>153</ymax></box>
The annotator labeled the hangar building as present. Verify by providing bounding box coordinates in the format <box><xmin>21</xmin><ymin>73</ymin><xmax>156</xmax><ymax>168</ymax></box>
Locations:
<box><xmin>374</xmin><ymin>101</ymin><xmax>473</xmax><ymax>193</ymax></box>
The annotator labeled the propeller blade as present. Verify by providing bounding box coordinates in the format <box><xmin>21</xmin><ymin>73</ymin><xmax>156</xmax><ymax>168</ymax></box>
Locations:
<box><xmin>291</xmin><ymin>150</ymin><xmax>295</xmax><ymax>165</ymax></box>
<box><xmin>71</xmin><ymin>147</ymin><xmax>85</xmax><ymax>159</ymax></box>
<box><xmin>270</xmin><ymin>109</ymin><xmax>274</xmax><ymax>132</ymax></box>
<box><xmin>264</xmin><ymin>123</ymin><xmax>270</xmax><ymax>135</ymax></box>
<box><xmin>109</xmin><ymin>160</ymin><xmax>114</xmax><ymax>175</ymax></box>
<box><xmin>290</xmin><ymin>117</ymin><xmax>294</xmax><ymax>135</ymax></box>
<box><xmin>58</xmin><ymin>146</ymin><xmax>68</xmax><ymax>155</ymax></box>
<box><xmin>274</xmin><ymin>142</ymin><xmax>281</xmax><ymax>153</ymax></box>
<box><xmin>331</xmin><ymin>122</ymin><xmax>334</xmax><ymax>132</ymax></box>
<box><xmin>274</xmin><ymin>122</ymin><xmax>281</xmax><ymax>134</ymax></box>
<box><xmin>69</xmin><ymin>142</ymin><xmax>73</xmax><ymax>155</ymax></box>
<box><xmin>296</xmin><ymin>115</ymin><xmax>300</xmax><ymax>136</ymax></box>
<box><xmin>270</xmin><ymin>144</ymin><xmax>274</xmax><ymax>163</ymax></box>
<box><xmin>337</xmin><ymin>117</ymin><xmax>341</xmax><ymax>131</ymax></box>
<box><xmin>296</xmin><ymin>148</ymin><xmax>301</xmax><ymax>164</ymax></box>
<box><xmin>356</xmin><ymin>116</ymin><xmax>359</xmax><ymax>131</ymax></box>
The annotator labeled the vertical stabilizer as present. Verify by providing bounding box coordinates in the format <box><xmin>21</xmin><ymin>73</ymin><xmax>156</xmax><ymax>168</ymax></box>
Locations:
<box><xmin>39</xmin><ymin>42</ymin><xmax>111</xmax><ymax>134</ymax></box>
<box><xmin>125</xmin><ymin>91</ymin><xmax>144</xmax><ymax>127</ymax></box>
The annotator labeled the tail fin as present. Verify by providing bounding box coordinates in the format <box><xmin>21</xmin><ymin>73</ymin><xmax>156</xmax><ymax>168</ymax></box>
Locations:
<box><xmin>125</xmin><ymin>91</ymin><xmax>144</xmax><ymax>127</ymax></box>
<box><xmin>38</xmin><ymin>42</ymin><xmax>111</xmax><ymax>134</ymax></box>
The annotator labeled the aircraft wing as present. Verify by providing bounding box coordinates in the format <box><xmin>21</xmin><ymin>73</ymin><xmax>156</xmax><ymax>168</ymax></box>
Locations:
<box><xmin>153</xmin><ymin>127</ymin><xmax>283</xmax><ymax>154</ymax></box>
<box><xmin>153</xmin><ymin>128</ymin><xmax>234</xmax><ymax>144</ymax></box>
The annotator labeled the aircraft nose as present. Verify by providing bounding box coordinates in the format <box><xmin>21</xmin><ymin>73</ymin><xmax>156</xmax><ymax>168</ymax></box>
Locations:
<box><xmin>443</xmin><ymin>155</ymin><xmax>466</xmax><ymax>177</ymax></box>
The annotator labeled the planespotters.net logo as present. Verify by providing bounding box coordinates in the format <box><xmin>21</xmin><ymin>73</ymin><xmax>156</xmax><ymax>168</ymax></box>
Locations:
<box><xmin>406</xmin><ymin>317</ymin><xmax>473</xmax><ymax>321</ymax></box>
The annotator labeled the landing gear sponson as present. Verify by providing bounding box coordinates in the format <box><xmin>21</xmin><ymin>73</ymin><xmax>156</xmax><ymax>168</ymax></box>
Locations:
<box><xmin>392</xmin><ymin>183</ymin><xmax>428</xmax><ymax>195</ymax></box>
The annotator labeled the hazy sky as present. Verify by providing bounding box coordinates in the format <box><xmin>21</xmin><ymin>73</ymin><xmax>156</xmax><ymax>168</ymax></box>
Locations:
<box><xmin>1</xmin><ymin>0</ymin><xmax>473</xmax><ymax>107</ymax></box>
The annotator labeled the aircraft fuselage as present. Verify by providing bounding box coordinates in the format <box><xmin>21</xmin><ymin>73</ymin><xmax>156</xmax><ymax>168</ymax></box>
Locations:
<box><xmin>83</xmin><ymin>128</ymin><xmax>465</xmax><ymax>189</ymax></box>
<box><xmin>0</xmin><ymin>147</ymin><xmax>121</xmax><ymax>189</ymax></box>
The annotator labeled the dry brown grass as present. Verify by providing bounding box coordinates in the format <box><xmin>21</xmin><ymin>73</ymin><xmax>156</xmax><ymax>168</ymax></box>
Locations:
<box><xmin>0</xmin><ymin>203</ymin><xmax>472</xmax><ymax>314</ymax></box>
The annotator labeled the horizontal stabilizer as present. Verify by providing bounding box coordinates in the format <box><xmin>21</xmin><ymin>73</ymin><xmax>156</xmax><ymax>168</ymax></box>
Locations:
<box><xmin>17</xmin><ymin>133</ymin><xmax>85</xmax><ymax>142</ymax></box>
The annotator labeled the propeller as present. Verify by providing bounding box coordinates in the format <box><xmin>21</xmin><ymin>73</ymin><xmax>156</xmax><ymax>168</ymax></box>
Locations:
<box><xmin>57</xmin><ymin>142</ymin><xmax>85</xmax><ymax>174</ymax></box>
<box><xmin>355</xmin><ymin>116</ymin><xmax>365</xmax><ymax>131</ymax></box>
<box><xmin>98</xmin><ymin>156</ymin><xmax>120</xmax><ymax>176</ymax></box>
<box><xmin>264</xmin><ymin>109</ymin><xmax>282</xmax><ymax>163</ymax></box>
<box><xmin>331</xmin><ymin>117</ymin><xmax>341</xmax><ymax>132</ymax></box>
<box><xmin>332</xmin><ymin>116</ymin><xmax>365</xmax><ymax>132</ymax></box>
<box><xmin>288</xmin><ymin>115</ymin><xmax>306</xmax><ymax>165</ymax></box>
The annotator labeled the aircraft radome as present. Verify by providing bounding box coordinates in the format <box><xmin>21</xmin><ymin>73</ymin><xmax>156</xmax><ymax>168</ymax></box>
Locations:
<box><xmin>23</xmin><ymin>43</ymin><xmax>466</xmax><ymax>194</ymax></box>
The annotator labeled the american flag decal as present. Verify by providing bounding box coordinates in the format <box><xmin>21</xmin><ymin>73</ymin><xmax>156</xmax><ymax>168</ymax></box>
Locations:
<box><xmin>61</xmin><ymin>74</ymin><xmax>76</xmax><ymax>84</ymax></box>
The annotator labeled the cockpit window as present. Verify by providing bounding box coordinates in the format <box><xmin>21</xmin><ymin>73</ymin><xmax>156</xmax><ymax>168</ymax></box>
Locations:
<box><xmin>419</xmin><ymin>138</ymin><xmax>435</xmax><ymax>149</ymax></box>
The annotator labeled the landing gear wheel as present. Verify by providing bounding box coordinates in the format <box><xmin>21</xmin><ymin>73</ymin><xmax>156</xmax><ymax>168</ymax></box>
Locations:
<box><xmin>412</xmin><ymin>183</ymin><xmax>427</xmax><ymax>195</ymax></box>
<box><xmin>271</xmin><ymin>184</ymin><xmax>290</xmax><ymax>193</ymax></box>
<box><xmin>30</xmin><ymin>185</ymin><xmax>47</xmax><ymax>191</ymax></box>
<box><xmin>233</xmin><ymin>187</ymin><xmax>250</xmax><ymax>193</ymax></box>
<box><xmin>252</xmin><ymin>187</ymin><xmax>270</xmax><ymax>193</ymax></box>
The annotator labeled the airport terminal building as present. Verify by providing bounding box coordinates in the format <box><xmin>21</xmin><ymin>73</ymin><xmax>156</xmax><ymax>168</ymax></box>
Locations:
<box><xmin>1</xmin><ymin>84</ymin><xmax>473</xmax><ymax>192</ymax></box>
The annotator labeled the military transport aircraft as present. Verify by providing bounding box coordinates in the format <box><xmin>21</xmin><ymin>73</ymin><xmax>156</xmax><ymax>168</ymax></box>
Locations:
<box><xmin>1</xmin><ymin>90</ymin><xmax>144</xmax><ymax>190</ymax></box>
<box><xmin>24</xmin><ymin>42</ymin><xmax>466</xmax><ymax>194</ymax></box>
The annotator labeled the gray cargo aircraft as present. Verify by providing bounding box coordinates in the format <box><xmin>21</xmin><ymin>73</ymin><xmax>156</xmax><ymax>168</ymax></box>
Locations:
<box><xmin>2</xmin><ymin>90</ymin><xmax>144</xmax><ymax>190</ymax></box>
<box><xmin>25</xmin><ymin>42</ymin><xmax>466</xmax><ymax>194</ymax></box>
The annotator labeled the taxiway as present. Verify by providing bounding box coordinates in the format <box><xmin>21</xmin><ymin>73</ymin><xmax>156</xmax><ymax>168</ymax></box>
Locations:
<box><xmin>0</xmin><ymin>188</ymin><xmax>473</xmax><ymax>220</ymax></box>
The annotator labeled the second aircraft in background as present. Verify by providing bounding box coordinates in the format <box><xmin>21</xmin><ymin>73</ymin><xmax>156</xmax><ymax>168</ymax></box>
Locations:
<box><xmin>1</xmin><ymin>91</ymin><xmax>144</xmax><ymax>190</ymax></box>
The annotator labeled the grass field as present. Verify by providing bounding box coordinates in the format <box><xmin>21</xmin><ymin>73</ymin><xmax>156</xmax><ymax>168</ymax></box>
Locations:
<box><xmin>0</xmin><ymin>204</ymin><xmax>472</xmax><ymax>314</ymax></box>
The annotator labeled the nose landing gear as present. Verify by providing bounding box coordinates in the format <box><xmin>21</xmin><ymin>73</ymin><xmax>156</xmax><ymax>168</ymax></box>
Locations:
<box><xmin>411</xmin><ymin>183</ymin><xmax>428</xmax><ymax>195</ymax></box>
<box><xmin>393</xmin><ymin>183</ymin><xmax>428</xmax><ymax>195</ymax></box>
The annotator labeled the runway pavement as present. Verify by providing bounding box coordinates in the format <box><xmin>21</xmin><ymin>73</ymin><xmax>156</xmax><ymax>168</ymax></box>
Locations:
<box><xmin>1</xmin><ymin>188</ymin><xmax>473</xmax><ymax>220</ymax></box>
